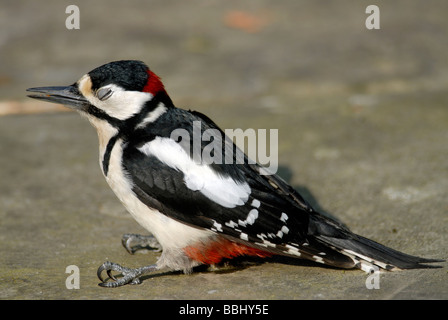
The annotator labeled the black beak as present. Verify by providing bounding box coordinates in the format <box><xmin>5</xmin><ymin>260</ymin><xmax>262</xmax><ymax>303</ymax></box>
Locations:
<box><xmin>26</xmin><ymin>85</ymin><xmax>89</xmax><ymax>110</ymax></box>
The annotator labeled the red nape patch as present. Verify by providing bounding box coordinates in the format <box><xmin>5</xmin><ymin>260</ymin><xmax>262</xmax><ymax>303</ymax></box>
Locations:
<box><xmin>142</xmin><ymin>70</ymin><xmax>167</xmax><ymax>96</ymax></box>
<box><xmin>183</xmin><ymin>238</ymin><xmax>273</xmax><ymax>265</ymax></box>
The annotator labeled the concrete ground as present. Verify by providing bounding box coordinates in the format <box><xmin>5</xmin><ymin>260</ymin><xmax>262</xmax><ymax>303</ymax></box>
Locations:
<box><xmin>0</xmin><ymin>0</ymin><xmax>447</xmax><ymax>300</ymax></box>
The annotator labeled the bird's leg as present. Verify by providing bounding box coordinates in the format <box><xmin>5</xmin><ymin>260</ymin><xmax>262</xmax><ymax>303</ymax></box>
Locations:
<box><xmin>121</xmin><ymin>233</ymin><xmax>162</xmax><ymax>254</ymax></box>
<box><xmin>97</xmin><ymin>234</ymin><xmax>162</xmax><ymax>287</ymax></box>
<box><xmin>97</xmin><ymin>261</ymin><xmax>159</xmax><ymax>287</ymax></box>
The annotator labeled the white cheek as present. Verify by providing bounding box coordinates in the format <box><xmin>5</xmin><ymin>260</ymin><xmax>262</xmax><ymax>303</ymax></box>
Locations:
<box><xmin>99</xmin><ymin>91</ymin><xmax>153</xmax><ymax>120</ymax></box>
<box><xmin>85</xmin><ymin>84</ymin><xmax>153</xmax><ymax>120</ymax></box>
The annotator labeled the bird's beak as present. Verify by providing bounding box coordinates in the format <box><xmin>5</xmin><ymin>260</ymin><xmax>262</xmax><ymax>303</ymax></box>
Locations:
<box><xmin>26</xmin><ymin>85</ymin><xmax>89</xmax><ymax>111</ymax></box>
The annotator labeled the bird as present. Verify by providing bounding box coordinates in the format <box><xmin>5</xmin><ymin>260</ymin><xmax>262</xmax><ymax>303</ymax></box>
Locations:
<box><xmin>27</xmin><ymin>60</ymin><xmax>442</xmax><ymax>287</ymax></box>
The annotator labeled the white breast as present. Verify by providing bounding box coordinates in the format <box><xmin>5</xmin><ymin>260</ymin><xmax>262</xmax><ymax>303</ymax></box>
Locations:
<box><xmin>102</xmin><ymin>134</ymin><xmax>213</xmax><ymax>250</ymax></box>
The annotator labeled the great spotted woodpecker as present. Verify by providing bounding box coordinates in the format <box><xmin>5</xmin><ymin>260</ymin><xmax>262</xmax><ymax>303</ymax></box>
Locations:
<box><xmin>27</xmin><ymin>60</ymin><xmax>442</xmax><ymax>287</ymax></box>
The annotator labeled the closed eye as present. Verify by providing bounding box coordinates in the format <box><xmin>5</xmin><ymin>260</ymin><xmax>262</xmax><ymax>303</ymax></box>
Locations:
<box><xmin>97</xmin><ymin>87</ymin><xmax>113</xmax><ymax>101</ymax></box>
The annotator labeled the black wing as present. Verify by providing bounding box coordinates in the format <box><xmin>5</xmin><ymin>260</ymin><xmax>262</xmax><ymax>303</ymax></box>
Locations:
<box><xmin>122</xmin><ymin>108</ymin><xmax>444</xmax><ymax>269</ymax></box>
<box><xmin>122</xmin><ymin>108</ymin><xmax>313</xmax><ymax>250</ymax></box>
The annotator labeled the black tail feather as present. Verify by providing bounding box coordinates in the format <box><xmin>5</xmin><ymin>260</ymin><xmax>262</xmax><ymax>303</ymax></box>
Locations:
<box><xmin>316</xmin><ymin>233</ymin><xmax>444</xmax><ymax>270</ymax></box>
<box><xmin>308</xmin><ymin>214</ymin><xmax>444</xmax><ymax>271</ymax></box>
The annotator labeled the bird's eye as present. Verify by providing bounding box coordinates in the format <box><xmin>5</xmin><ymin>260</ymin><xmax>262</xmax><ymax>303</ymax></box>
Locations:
<box><xmin>97</xmin><ymin>88</ymin><xmax>113</xmax><ymax>101</ymax></box>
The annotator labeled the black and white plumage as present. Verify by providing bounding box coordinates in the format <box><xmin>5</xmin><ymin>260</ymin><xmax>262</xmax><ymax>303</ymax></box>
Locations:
<box><xmin>27</xmin><ymin>60</ymin><xmax>442</xmax><ymax>287</ymax></box>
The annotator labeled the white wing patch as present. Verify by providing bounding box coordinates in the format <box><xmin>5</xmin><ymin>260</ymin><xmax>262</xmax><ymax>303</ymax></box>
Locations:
<box><xmin>138</xmin><ymin>137</ymin><xmax>251</xmax><ymax>208</ymax></box>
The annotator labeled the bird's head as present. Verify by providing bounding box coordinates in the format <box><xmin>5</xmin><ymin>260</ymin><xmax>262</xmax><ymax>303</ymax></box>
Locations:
<box><xmin>27</xmin><ymin>60</ymin><xmax>170</xmax><ymax>126</ymax></box>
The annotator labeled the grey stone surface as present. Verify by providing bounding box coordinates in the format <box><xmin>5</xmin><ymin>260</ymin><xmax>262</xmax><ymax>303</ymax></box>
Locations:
<box><xmin>0</xmin><ymin>0</ymin><xmax>447</xmax><ymax>299</ymax></box>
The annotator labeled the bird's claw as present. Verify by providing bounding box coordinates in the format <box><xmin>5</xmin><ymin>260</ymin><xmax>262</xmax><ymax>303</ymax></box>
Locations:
<box><xmin>121</xmin><ymin>233</ymin><xmax>162</xmax><ymax>254</ymax></box>
<box><xmin>97</xmin><ymin>261</ymin><xmax>142</xmax><ymax>287</ymax></box>
<box><xmin>97</xmin><ymin>261</ymin><xmax>158</xmax><ymax>288</ymax></box>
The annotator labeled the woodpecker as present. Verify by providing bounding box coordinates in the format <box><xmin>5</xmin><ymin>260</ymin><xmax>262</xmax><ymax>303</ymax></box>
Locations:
<box><xmin>27</xmin><ymin>60</ymin><xmax>442</xmax><ymax>287</ymax></box>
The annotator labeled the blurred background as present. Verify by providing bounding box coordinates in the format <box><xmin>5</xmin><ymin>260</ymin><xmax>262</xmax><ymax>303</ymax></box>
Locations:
<box><xmin>0</xmin><ymin>0</ymin><xmax>447</xmax><ymax>299</ymax></box>
<box><xmin>2</xmin><ymin>1</ymin><xmax>447</xmax><ymax>109</ymax></box>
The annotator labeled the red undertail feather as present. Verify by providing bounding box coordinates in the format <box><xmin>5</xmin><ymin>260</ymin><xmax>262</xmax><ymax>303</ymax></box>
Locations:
<box><xmin>184</xmin><ymin>237</ymin><xmax>273</xmax><ymax>265</ymax></box>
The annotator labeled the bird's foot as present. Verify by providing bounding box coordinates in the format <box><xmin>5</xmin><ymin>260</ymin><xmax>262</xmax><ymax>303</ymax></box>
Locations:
<box><xmin>121</xmin><ymin>233</ymin><xmax>162</xmax><ymax>254</ymax></box>
<box><xmin>97</xmin><ymin>261</ymin><xmax>158</xmax><ymax>288</ymax></box>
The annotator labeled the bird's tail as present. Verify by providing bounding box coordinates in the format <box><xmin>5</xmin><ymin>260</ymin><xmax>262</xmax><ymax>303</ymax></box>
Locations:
<box><xmin>303</xmin><ymin>214</ymin><xmax>444</xmax><ymax>272</ymax></box>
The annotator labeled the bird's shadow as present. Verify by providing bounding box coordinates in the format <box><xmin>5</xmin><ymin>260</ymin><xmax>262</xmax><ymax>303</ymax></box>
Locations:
<box><xmin>276</xmin><ymin>165</ymin><xmax>346</xmax><ymax>226</ymax></box>
<box><xmin>133</xmin><ymin>255</ymin><xmax>339</xmax><ymax>285</ymax></box>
